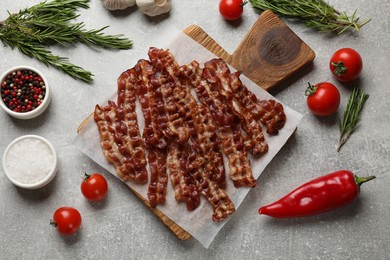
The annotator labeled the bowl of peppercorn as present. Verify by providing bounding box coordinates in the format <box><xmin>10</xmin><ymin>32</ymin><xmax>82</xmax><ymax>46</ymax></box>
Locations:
<box><xmin>0</xmin><ymin>66</ymin><xmax>51</xmax><ymax>119</ymax></box>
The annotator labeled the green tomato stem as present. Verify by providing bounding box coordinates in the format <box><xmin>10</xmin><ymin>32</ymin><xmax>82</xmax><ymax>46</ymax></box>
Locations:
<box><xmin>305</xmin><ymin>82</ymin><xmax>317</xmax><ymax>96</ymax></box>
<box><xmin>83</xmin><ymin>172</ymin><xmax>91</xmax><ymax>182</ymax></box>
<box><xmin>332</xmin><ymin>61</ymin><xmax>347</xmax><ymax>76</ymax></box>
<box><xmin>50</xmin><ymin>219</ymin><xmax>58</xmax><ymax>228</ymax></box>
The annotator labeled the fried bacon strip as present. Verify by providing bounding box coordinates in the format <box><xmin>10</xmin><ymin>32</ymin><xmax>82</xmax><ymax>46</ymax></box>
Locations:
<box><xmin>148</xmin><ymin>48</ymin><xmax>189</xmax><ymax>144</ymax></box>
<box><xmin>228</xmin><ymin>67</ymin><xmax>286</xmax><ymax>135</ymax></box>
<box><xmin>94</xmin><ymin>101</ymin><xmax>147</xmax><ymax>183</ymax></box>
<box><xmin>134</xmin><ymin>60</ymin><xmax>169</xmax><ymax>207</ymax></box>
<box><xmin>148</xmin><ymin>47</ymin><xmax>180</xmax><ymax>83</ymax></box>
<box><xmin>182</xmin><ymin>61</ymin><xmax>256</xmax><ymax>188</ymax></box>
<box><xmin>168</xmin><ymin>142</ymin><xmax>200</xmax><ymax>210</ymax></box>
<box><xmin>147</xmin><ymin>146</ymin><xmax>168</xmax><ymax>208</ymax></box>
<box><xmin>204</xmin><ymin>59</ymin><xmax>268</xmax><ymax>156</ymax></box>
<box><xmin>134</xmin><ymin>60</ymin><xmax>167</xmax><ymax>149</ymax></box>
<box><xmin>187</xmin><ymin>144</ymin><xmax>235</xmax><ymax>222</ymax></box>
<box><xmin>117</xmin><ymin>69</ymin><xmax>148</xmax><ymax>175</ymax></box>
<box><xmin>190</xmin><ymin>103</ymin><xmax>226</xmax><ymax>188</ymax></box>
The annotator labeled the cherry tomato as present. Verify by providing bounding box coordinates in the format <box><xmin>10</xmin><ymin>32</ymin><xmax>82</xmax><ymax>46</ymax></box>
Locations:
<box><xmin>219</xmin><ymin>0</ymin><xmax>246</xmax><ymax>21</ymax></box>
<box><xmin>51</xmin><ymin>207</ymin><xmax>82</xmax><ymax>235</ymax></box>
<box><xmin>81</xmin><ymin>173</ymin><xmax>108</xmax><ymax>201</ymax></box>
<box><xmin>329</xmin><ymin>48</ymin><xmax>363</xmax><ymax>82</ymax></box>
<box><xmin>305</xmin><ymin>82</ymin><xmax>340</xmax><ymax>116</ymax></box>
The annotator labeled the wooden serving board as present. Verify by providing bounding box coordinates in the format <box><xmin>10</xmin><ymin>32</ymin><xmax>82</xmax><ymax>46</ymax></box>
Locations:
<box><xmin>78</xmin><ymin>10</ymin><xmax>314</xmax><ymax>241</ymax></box>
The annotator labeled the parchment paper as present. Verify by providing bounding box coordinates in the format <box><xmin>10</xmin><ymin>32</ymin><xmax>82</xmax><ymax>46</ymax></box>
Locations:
<box><xmin>74</xmin><ymin>26</ymin><xmax>303</xmax><ymax>248</ymax></box>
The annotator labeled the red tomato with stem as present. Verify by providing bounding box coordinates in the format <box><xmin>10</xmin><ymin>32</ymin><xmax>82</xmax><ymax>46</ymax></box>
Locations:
<box><xmin>81</xmin><ymin>173</ymin><xmax>108</xmax><ymax>201</ymax></box>
<box><xmin>329</xmin><ymin>48</ymin><xmax>363</xmax><ymax>82</ymax></box>
<box><xmin>51</xmin><ymin>207</ymin><xmax>82</xmax><ymax>235</ymax></box>
<box><xmin>219</xmin><ymin>0</ymin><xmax>247</xmax><ymax>21</ymax></box>
<box><xmin>305</xmin><ymin>82</ymin><xmax>340</xmax><ymax>116</ymax></box>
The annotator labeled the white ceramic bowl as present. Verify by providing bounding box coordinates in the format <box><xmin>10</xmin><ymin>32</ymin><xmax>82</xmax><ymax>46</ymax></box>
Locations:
<box><xmin>0</xmin><ymin>66</ymin><xmax>51</xmax><ymax>119</ymax></box>
<box><xmin>2</xmin><ymin>135</ymin><xmax>58</xmax><ymax>189</ymax></box>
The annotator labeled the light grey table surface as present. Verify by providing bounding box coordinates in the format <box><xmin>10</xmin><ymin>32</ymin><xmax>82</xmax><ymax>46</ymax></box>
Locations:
<box><xmin>1</xmin><ymin>0</ymin><xmax>389</xmax><ymax>259</ymax></box>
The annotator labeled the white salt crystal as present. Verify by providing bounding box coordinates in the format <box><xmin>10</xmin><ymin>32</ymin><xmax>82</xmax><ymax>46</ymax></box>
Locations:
<box><xmin>4</xmin><ymin>138</ymin><xmax>54</xmax><ymax>184</ymax></box>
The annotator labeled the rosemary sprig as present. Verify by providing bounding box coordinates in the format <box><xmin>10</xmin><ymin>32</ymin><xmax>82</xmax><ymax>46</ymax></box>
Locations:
<box><xmin>0</xmin><ymin>0</ymin><xmax>133</xmax><ymax>83</ymax></box>
<box><xmin>337</xmin><ymin>88</ymin><xmax>369</xmax><ymax>152</ymax></box>
<box><xmin>249</xmin><ymin>0</ymin><xmax>371</xmax><ymax>34</ymax></box>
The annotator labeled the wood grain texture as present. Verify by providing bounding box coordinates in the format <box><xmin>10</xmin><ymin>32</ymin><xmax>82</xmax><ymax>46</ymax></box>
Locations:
<box><xmin>79</xmin><ymin>10</ymin><xmax>314</xmax><ymax>241</ymax></box>
<box><xmin>182</xmin><ymin>25</ymin><xmax>230</xmax><ymax>61</ymax></box>
<box><xmin>228</xmin><ymin>10</ymin><xmax>315</xmax><ymax>90</ymax></box>
<box><xmin>129</xmin><ymin>184</ymin><xmax>192</xmax><ymax>240</ymax></box>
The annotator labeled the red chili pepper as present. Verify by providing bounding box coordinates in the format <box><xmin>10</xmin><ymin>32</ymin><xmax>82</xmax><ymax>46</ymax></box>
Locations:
<box><xmin>258</xmin><ymin>170</ymin><xmax>375</xmax><ymax>218</ymax></box>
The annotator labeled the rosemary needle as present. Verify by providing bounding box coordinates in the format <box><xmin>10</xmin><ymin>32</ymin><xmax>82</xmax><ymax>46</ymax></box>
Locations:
<box><xmin>249</xmin><ymin>0</ymin><xmax>371</xmax><ymax>34</ymax></box>
<box><xmin>0</xmin><ymin>0</ymin><xmax>133</xmax><ymax>83</ymax></box>
<box><xmin>337</xmin><ymin>88</ymin><xmax>369</xmax><ymax>152</ymax></box>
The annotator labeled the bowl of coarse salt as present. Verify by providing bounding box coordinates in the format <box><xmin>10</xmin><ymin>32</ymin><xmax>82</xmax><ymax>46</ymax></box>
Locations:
<box><xmin>2</xmin><ymin>135</ymin><xmax>57</xmax><ymax>189</ymax></box>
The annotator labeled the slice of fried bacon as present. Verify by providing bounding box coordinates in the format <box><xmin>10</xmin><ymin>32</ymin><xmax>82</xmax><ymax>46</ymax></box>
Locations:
<box><xmin>94</xmin><ymin>101</ymin><xmax>147</xmax><ymax>183</ymax></box>
<box><xmin>182</xmin><ymin>60</ymin><xmax>256</xmax><ymax>188</ymax></box>
<box><xmin>228</xmin><ymin>69</ymin><xmax>286</xmax><ymax>135</ymax></box>
<box><xmin>147</xmin><ymin>146</ymin><xmax>168</xmax><ymax>208</ymax></box>
<box><xmin>204</xmin><ymin>59</ymin><xmax>268</xmax><ymax>156</ymax></box>
<box><xmin>134</xmin><ymin>60</ymin><xmax>169</xmax><ymax>208</ymax></box>
<box><xmin>168</xmin><ymin>142</ymin><xmax>200</xmax><ymax>210</ymax></box>
<box><xmin>187</xmin><ymin>144</ymin><xmax>236</xmax><ymax>222</ymax></box>
<box><xmin>148</xmin><ymin>48</ymin><xmax>189</xmax><ymax>144</ymax></box>
<box><xmin>117</xmin><ymin>68</ymin><xmax>148</xmax><ymax>177</ymax></box>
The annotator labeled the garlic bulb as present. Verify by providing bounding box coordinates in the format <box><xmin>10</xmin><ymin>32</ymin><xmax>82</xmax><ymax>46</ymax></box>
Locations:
<box><xmin>103</xmin><ymin>0</ymin><xmax>136</xmax><ymax>11</ymax></box>
<box><xmin>136</xmin><ymin>0</ymin><xmax>172</xmax><ymax>17</ymax></box>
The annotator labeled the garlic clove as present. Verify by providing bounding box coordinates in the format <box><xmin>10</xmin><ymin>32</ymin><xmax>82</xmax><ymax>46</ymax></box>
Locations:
<box><xmin>103</xmin><ymin>0</ymin><xmax>136</xmax><ymax>11</ymax></box>
<box><xmin>136</xmin><ymin>0</ymin><xmax>172</xmax><ymax>17</ymax></box>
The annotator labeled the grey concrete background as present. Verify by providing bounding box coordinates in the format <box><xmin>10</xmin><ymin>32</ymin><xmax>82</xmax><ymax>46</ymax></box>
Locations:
<box><xmin>0</xmin><ymin>0</ymin><xmax>389</xmax><ymax>259</ymax></box>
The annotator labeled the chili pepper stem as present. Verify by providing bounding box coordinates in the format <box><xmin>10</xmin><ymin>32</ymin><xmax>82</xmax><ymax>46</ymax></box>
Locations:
<box><xmin>355</xmin><ymin>175</ymin><xmax>376</xmax><ymax>187</ymax></box>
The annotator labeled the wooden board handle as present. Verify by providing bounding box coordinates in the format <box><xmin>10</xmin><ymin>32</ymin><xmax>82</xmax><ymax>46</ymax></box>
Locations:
<box><xmin>229</xmin><ymin>10</ymin><xmax>315</xmax><ymax>90</ymax></box>
<box><xmin>182</xmin><ymin>25</ymin><xmax>230</xmax><ymax>61</ymax></box>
